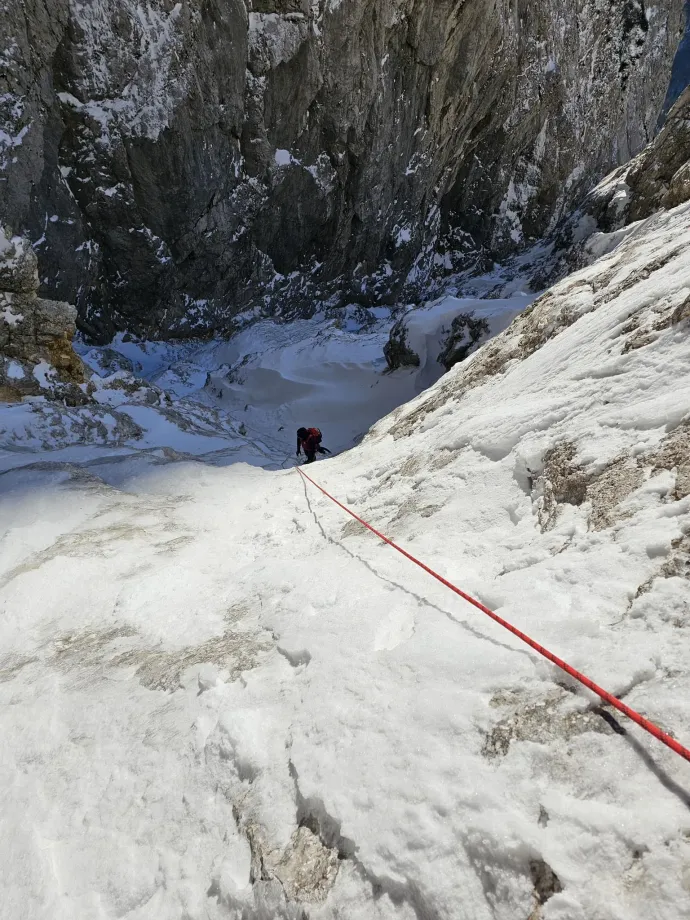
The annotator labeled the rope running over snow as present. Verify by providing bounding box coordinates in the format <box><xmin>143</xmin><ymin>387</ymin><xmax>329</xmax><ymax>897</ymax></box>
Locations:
<box><xmin>297</xmin><ymin>466</ymin><xmax>690</xmax><ymax>765</ymax></box>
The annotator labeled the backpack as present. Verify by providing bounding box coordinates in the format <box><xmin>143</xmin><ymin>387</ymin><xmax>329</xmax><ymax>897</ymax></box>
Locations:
<box><xmin>308</xmin><ymin>427</ymin><xmax>322</xmax><ymax>444</ymax></box>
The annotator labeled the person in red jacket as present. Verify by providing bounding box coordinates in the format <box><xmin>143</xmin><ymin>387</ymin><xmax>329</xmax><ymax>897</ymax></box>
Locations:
<box><xmin>296</xmin><ymin>427</ymin><xmax>330</xmax><ymax>464</ymax></box>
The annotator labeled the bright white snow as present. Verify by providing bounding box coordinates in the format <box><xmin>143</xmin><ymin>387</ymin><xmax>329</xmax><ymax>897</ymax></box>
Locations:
<box><xmin>0</xmin><ymin>203</ymin><xmax>689</xmax><ymax>919</ymax></box>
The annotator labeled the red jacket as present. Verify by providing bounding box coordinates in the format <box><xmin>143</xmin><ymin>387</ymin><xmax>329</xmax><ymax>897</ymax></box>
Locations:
<box><xmin>298</xmin><ymin>427</ymin><xmax>322</xmax><ymax>454</ymax></box>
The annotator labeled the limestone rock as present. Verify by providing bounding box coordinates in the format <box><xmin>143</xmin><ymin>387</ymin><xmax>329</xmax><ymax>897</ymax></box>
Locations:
<box><xmin>625</xmin><ymin>84</ymin><xmax>690</xmax><ymax>220</ymax></box>
<box><xmin>0</xmin><ymin>234</ymin><xmax>38</xmax><ymax>294</ymax></box>
<box><xmin>437</xmin><ymin>312</ymin><xmax>490</xmax><ymax>371</ymax></box>
<box><xmin>0</xmin><ymin>227</ymin><xmax>84</xmax><ymax>402</ymax></box>
<box><xmin>539</xmin><ymin>84</ymin><xmax>690</xmax><ymax>285</ymax></box>
<box><xmin>273</xmin><ymin>825</ymin><xmax>339</xmax><ymax>903</ymax></box>
<box><xmin>383</xmin><ymin>318</ymin><xmax>421</xmax><ymax>371</ymax></box>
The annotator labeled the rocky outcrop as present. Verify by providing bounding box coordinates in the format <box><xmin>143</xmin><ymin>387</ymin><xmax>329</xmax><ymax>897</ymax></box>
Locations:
<box><xmin>0</xmin><ymin>1</ymin><xmax>685</xmax><ymax>341</ymax></box>
<box><xmin>384</xmin><ymin>307</ymin><xmax>490</xmax><ymax>372</ymax></box>
<box><xmin>383</xmin><ymin>318</ymin><xmax>421</xmax><ymax>371</ymax></box>
<box><xmin>593</xmin><ymin>84</ymin><xmax>690</xmax><ymax>226</ymax></box>
<box><xmin>662</xmin><ymin>0</ymin><xmax>690</xmax><ymax>115</ymax></box>
<box><xmin>539</xmin><ymin>84</ymin><xmax>690</xmax><ymax>283</ymax></box>
<box><xmin>0</xmin><ymin>229</ymin><xmax>84</xmax><ymax>402</ymax></box>
<box><xmin>437</xmin><ymin>313</ymin><xmax>490</xmax><ymax>371</ymax></box>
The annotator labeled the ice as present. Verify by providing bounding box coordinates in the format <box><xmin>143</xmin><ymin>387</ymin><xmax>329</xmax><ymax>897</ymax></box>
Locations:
<box><xmin>0</xmin><ymin>202</ymin><xmax>690</xmax><ymax>919</ymax></box>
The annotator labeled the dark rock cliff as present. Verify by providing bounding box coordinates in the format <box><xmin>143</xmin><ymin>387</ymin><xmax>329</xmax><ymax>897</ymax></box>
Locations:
<box><xmin>0</xmin><ymin>0</ymin><xmax>685</xmax><ymax>341</ymax></box>
<box><xmin>539</xmin><ymin>83</ymin><xmax>690</xmax><ymax>283</ymax></box>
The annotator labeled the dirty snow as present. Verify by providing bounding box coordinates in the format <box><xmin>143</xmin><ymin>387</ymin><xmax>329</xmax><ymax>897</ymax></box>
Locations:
<box><xmin>0</xmin><ymin>203</ymin><xmax>690</xmax><ymax>919</ymax></box>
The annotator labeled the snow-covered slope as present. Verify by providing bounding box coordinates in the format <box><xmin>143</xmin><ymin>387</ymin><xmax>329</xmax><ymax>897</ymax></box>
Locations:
<box><xmin>0</xmin><ymin>290</ymin><xmax>529</xmax><ymax>468</ymax></box>
<box><xmin>1</xmin><ymin>202</ymin><xmax>689</xmax><ymax>919</ymax></box>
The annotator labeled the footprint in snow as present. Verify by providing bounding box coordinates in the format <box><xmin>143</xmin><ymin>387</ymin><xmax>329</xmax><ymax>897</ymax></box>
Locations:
<box><xmin>373</xmin><ymin>608</ymin><xmax>415</xmax><ymax>651</ymax></box>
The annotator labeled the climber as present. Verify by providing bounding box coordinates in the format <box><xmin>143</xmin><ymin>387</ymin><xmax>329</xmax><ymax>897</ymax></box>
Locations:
<box><xmin>296</xmin><ymin>427</ymin><xmax>330</xmax><ymax>464</ymax></box>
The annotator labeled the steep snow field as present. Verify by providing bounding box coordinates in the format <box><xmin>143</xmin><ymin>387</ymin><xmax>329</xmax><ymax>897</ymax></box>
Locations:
<box><xmin>1</xmin><ymin>204</ymin><xmax>690</xmax><ymax>919</ymax></box>
<box><xmin>0</xmin><ymin>292</ymin><xmax>528</xmax><ymax>471</ymax></box>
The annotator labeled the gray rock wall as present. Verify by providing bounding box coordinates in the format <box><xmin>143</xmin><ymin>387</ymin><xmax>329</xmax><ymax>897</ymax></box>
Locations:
<box><xmin>0</xmin><ymin>0</ymin><xmax>685</xmax><ymax>341</ymax></box>
<box><xmin>536</xmin><ymin>84</ymin><xmax>690</xmax><ymax>285</ymax></box>
<box><xmin>662</xmin><ymin>0</ymin><xmax>690</xmax><ymax>115</ymax></box>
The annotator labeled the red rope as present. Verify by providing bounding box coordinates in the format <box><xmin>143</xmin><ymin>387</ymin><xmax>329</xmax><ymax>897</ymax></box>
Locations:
<box><xmin>297</xmin><ymin>466</ymin><xmax>690</xmax><ymax>764</ymax></box>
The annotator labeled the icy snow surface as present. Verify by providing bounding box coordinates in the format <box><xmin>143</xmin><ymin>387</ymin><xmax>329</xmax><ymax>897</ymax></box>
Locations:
<box><xmin>1</xmin><ymin>204</ymin><xmax>690</xmax><ymax>919</ymax></box>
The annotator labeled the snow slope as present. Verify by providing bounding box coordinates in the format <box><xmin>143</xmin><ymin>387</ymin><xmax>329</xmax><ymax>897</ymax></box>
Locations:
<box><xmin>204</xmin><ymin>296</ymin><xmax>530</xmax><ymax>455</ymax></box>
<box><xmin>1</xmin><ymin>203</ymin><xmax>689</xmax><ymax>919</ymax></box>
<box><xmin>0</xmin><ymin>293</ymin><xmax>527</xmax><ymax>473</ymax></box>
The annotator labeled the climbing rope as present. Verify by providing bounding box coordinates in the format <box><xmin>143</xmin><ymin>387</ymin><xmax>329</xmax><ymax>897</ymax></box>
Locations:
<box><xmin>297</xmin><ymin>466</ymin><xmax>690</xmax><ymax>765</ymax></box>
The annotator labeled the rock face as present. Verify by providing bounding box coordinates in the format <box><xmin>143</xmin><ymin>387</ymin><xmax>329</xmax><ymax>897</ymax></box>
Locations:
<box><xmin>542</xmin><ymin>84</ymin><xmax>690</xmax><ymax>281</ymax></box>
<box><xmin>0</xmin><ymin>0</ymin><xmax>685</xmax><ymax>341</ymax></box>
<box><xmin>0</xmin><ymin>229</ymin><xmax>84</xmax><ymax>402</ymax></box>
<box><xmin>383</xmin><ymin>318</ymin><xmax>421</xmax><ymax>371</ymax></box>
<box><xmin>662</xmin><ymin>0</ymin><xmax>690</xmax><ymax>115</ymax></box>
<box><xmin>384</xmin><ymin>308</ymin><xmax>490</xmax><ymax>372</ymax></box>
<box><xmin>593</xmin><ymin>85</ymin><xmax>690</xmax><ymax>226</ymax></box>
